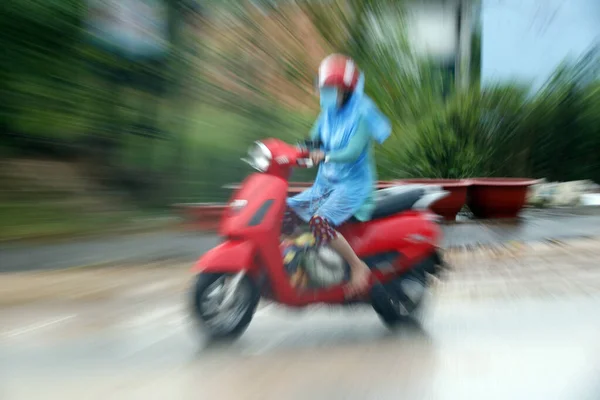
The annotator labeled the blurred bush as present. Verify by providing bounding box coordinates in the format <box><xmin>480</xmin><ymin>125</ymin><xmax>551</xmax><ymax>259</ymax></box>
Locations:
<box><xmin>377</xmin><ymin>55</ymin><xmax>600</xmax><ymax>181</ymax></box>
<box><xmin>0</xmin><ymin>0</ymin><xmax>318</xmax><ymax>210</ymax></box>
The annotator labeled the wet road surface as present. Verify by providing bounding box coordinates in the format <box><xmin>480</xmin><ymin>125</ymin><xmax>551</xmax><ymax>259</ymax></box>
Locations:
<box><xmin>3</xmin><ymin>298</ymin><xmax>600</xmax><ymax>400</ymax></box>
<box><xmin>2</xmin><ymin>238</ymin><xmax>600</xmax><ymax>399</ymax></box>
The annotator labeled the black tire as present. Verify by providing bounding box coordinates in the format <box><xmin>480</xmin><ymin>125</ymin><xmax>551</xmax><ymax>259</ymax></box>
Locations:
<box><xmin>371</xmin><ymin>264</ymin><xmax>430</xmax><ymax>329</ymax></box>
<box><xmin>191</xmin><ymin>272</ymin><xmax>260</xmax><ymax>341</ymax></box>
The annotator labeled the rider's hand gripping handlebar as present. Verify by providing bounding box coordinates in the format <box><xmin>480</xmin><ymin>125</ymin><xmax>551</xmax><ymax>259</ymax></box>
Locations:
<box><xmin>296</xmin><ymin>139</ymin><xmax>323</xmax><ymax>168</ymax></box>
<box><xmin>296</xmin><ymin>147</ymin><xmax>314</xmax><ymax>168</ymax></box>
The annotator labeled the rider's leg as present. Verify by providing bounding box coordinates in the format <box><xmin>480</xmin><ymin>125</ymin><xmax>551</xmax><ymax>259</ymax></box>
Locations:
<box><xmin>309</xmin><ymin>216</ymin><xmax>370</xmax><ymax>297</ymax></box>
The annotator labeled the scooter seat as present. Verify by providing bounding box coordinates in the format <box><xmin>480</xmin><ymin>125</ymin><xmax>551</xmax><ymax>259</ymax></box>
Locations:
<box><xmin>369</xmin><ymin>186</ymin><xmax>426</xmax><ymax>220</ymax></box>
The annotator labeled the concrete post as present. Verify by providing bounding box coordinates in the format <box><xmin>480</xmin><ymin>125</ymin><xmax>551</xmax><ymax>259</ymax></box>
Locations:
<box><xmin>456</xmin><ymin>0</ymin><xmax>473</xmax><ymax>90</ymax></box>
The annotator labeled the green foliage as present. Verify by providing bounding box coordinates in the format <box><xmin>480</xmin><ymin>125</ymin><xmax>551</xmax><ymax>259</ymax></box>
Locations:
<box><xmin>527</xmin><ymin>59</ymin><xmax>600</xmax><ymax>182</ymax></box>
<box><xmin>378</xmin><ymin>83</ymin><xmax>527</xmax><ymax>179</ymax></box>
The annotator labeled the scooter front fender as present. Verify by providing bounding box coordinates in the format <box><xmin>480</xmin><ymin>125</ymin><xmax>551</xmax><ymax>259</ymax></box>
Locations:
<box><xmin>191</xmin><ymin>240</ymin><xmax>256</xmax><ymax>274</ymax></box>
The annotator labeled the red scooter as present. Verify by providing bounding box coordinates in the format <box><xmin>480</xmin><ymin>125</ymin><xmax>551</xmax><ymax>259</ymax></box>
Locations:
<box><xmin>190</xmin><ymin>139</ymin><xmax>448</xmax><ymax>340</ymax></box>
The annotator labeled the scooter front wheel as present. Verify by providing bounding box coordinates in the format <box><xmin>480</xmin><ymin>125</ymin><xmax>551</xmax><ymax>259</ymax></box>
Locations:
<box><xmin>191</xmin><ymin>272</ymin><xmax>260</xmax><ymax>341</ymax></box>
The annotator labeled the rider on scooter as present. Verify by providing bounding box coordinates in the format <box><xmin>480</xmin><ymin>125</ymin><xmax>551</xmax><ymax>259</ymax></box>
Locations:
<box><xmin>283</xmin><ymin>54</ymin><xmax>392</xmax><ymax>298</ymax></box>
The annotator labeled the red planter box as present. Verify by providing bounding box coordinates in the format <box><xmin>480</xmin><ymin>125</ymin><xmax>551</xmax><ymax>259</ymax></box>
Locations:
<box><xmin>180</xmin><ymin>178</ymin><xmax>541</xmax><ymax>231</ymax></box>
<box><xmin>173</xmin><ymin>203</ymin><xmax>226</xmax><ymax>231</ymax></box>
<box><xmin>467</xmin><ymin>178</ymin><xmax>540</xmax><ymax>219</ymax></box>
<box><xmin>226</xmin><ymin>182</ymin><xmax>308</xmax><ymax>197</ymax></box>
<box><xmin>289</xmin><ymin>182</ymin><xmax>313</xmax><ymax>187</ymax></box>
<box><xmin>224</xmin><ymin>180</ymin><xmax>469</xmax><ymax>220</ymax></box>
<box><xmin>287</xmin><ymin>187</ymin><xmax>306</xmax><ymax>195</ymax></box>
<box><xmin>394</xmin><ymin>179</ymin><xmax>470</xmax><ymax>221</ymax></box>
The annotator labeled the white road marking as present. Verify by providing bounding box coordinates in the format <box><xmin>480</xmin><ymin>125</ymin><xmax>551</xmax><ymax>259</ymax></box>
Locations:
<box><xmin>2</xmin><ymin>315</ymin><xmax>76</xmax><ymax>338</ymax></box>
<box><xmin>242</xmin><ymin>334</ymin><xmax>289</xmax><ymax>356</ymax></box>
<box><xmin>120</xmin><ymin>305</ymin><xmax>183</xmax><ymax>328</ymax></box>
<box><xmin>120</xmin><ymin>280</ymin><xmax>183</xmax><ymax>298</ymax></box>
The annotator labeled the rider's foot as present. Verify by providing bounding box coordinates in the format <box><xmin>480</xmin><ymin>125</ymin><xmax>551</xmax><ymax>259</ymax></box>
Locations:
<box><xmin>344</xmin><ymin>261</ymin><xmax>371</xmax><ymax>298</ymax></box>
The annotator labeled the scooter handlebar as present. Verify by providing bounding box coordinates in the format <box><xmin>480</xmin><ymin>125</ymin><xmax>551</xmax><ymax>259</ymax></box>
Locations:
<box><xmin>295</xmin><ymin>139</ymin><xmax>322</xmax><ymax>168</ymax></box>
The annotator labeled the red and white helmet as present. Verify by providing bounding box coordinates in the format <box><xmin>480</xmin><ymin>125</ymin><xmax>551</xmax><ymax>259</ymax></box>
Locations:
<box><xmin>318</xmin><ymin>54</ymin><xmax>360</xmax><ymax>92</ymax></box>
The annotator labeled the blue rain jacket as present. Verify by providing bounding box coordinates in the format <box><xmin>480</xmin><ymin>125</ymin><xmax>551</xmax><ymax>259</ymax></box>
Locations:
<box><xmin>286</xmin><ymin>73</ymin><xmax>391</xmax><ymax>226</ymax></box>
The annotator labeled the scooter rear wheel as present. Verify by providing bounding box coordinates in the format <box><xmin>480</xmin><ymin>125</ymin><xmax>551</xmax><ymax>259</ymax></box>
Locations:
<box><xmin>191</xmin><ymin>272</ymin><xmax>260</xmax><ymax>341</ymax></box>
<box><xmin>371</xmin><ymin>267</ymin><xmax>428</xmax><ymax>329</ymax></box>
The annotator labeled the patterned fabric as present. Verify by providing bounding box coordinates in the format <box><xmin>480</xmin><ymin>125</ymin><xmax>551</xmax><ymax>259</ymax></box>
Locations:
<box><xmin>280</xmin><ymin>235</ymin><xmax>312</xmax><ymax>289</ymax></box>
<box><xmin>282</xmin><ymin>207</ymin><xmax>338</xmax><ymax>246</ymax></box>
<box><xmin>309</xmin><ymin>215</ymin><xmax>338</xmax><ymax>246</ymax></box>
<box><xmin>282</xmin><ymin>207</ymin><xmax>303</xmax><ymax>236</ymax></box>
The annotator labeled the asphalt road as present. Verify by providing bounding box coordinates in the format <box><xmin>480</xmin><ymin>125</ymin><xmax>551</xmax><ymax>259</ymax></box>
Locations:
<box><xmin>0</xmin><ymin>232</ymin><xmax>219</xmax><ymax>272</ymax></box>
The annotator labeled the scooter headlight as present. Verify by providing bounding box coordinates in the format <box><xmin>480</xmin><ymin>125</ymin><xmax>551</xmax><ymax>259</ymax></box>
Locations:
<box><xmin>245</xmin><ymin>141</ymin><xmax>272</xmax><ymax>172</ymax></box>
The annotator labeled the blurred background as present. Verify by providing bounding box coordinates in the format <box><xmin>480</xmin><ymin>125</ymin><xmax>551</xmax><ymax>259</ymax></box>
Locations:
<box><xmin>2</xmin><ymin>1</ymin><xmax>600</xmax><ymax>399</ymax></box>
<box><xmin>2</xmin><ymin>0</ymin><xmax>599</xmax><ymax>241</ymax></box>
